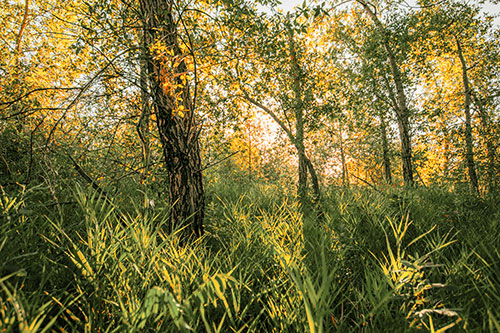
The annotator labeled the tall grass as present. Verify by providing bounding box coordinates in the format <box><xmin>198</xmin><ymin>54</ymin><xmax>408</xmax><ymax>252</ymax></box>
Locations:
<box><xmin>1</xmin><ymin>181</ymin><xmax>499</xmax><ymax>331</ymax></box>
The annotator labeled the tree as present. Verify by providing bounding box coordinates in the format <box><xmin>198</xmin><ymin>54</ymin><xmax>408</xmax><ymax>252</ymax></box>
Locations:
<box><xmin>236</xmin><ymin>10</ymin><xmax>323</xmax><ymax>209</ymax></box>
<box><xmin>411</xmin><ymin>0</ymin><xmax>499</xmax><ymax>191</ymax></box>
<box><xmin>455</xmin><ymin>35</ymin><xmax>479</xmax><ymax>192</ymax></box>
<box><xmin>317</xmin><ymin>4</ymin><xmax>399</xmax><ymax>186</ymax></box>
<box><xmin>139</xmin><ymin>0</ymin><xmax>204</xmax><ymax>238</ymax></box>
<box><xmin>353</xmin><ymin>0</ymin><xmax>415</xmax><ymax>186</ymax></box>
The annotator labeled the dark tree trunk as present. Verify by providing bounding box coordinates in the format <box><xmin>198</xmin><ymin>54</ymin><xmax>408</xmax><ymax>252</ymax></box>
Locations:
<box><xmin>140</xmin><ymin>0</ymin><xmax>204</xmax><ymax>238</ymax></box>
<box><xmin>456</xmin><ymin>36</ymin><xmax>479</xmax><ymax>193</ymax></box>
<box><xmin>289</xmin><ymin>25</ymin><xmax>307</xmax><ymax>203</ymax></box>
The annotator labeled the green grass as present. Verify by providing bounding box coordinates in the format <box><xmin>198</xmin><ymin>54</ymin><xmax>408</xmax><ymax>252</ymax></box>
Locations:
<box><xmin>1</xmin><ymin>180</ymin><xmax>499</xmax><ymax>331</ymax></box>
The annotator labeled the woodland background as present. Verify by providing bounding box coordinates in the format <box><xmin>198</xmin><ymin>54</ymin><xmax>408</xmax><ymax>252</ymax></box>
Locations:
<box><xmin>1</xmin><ymin>0</ymin><xmax>500</xmax><ymax>331</ymax></box>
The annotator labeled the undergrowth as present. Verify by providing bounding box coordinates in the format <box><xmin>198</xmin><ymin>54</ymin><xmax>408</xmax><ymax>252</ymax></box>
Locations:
<box><xmin>1</xmin><ymin>181</ymin><xmax>499</xmax><ymax>331</ymax></box>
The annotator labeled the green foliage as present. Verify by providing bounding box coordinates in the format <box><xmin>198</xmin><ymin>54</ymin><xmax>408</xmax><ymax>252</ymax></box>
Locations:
<box><xmin>1</xmin><ymin>180</ymin><xmax>499</xmax><ymax>331</ymax></box>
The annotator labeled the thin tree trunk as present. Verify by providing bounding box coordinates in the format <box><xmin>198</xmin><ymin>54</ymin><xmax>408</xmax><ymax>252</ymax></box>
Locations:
<box><xmin>456</xmin><ymin>36</ymin><xmax>479</xmax><ymax>193</ymax></box>
<box><xmin>379</xmin><ymin>109</ymin><xmax>392</xmax><ymax>184</ymax></box>
<box><xmin>384</xmin><ymin>37</ymin><xmax>413</xmax><ymax>187</ymax></box>
<box><xmin>241</xmin><ymin>89</ymin><xmax>323</xmax><ymax>207</ymax></box>
<box><xmin>441</xmin><ymin>122</ymin><xmax>450</xmax><ymax>179</ymax></box>
<box><xmin>16</xmin><ymin>0</ymin><xmax>30</xmax><ymax>64</ymax></box>
<box><xmin>140</xmin><ymin>0</ymin><xmax>204</xmax><ymax>238</ymax></box>
<box><xmin>471</xmin><ymin>89</ymin><xmax>496</xmax><ymax>189</ymax></box>
<box><xmin>247</xmin><ymin>120</ymin><xmax>252</xmax><ymax>179</ymax></box>
<box><xmin>137</xmin><ymin>37</ymin><xmax>151</xmax><ymax>208</ymax></box>
<box><xmin>357</xmin><ymin>0</ymin><xmax>414</xmax><ymax>186</ymax></box>
<box><xmin>423</xmin><ymin>65</ymin><xmax>451</xmax><ymax>181</ymax></box>
<box><xmin>288</xmin><ymin>25</ymin><xmax>321</xmax><ymax>204</ymax></box>
<box><xmin>338</xmin><ymin>121</ymin><xmax>349</xmax><ymax>187</ymax></box>
<box><xmin>289</xmin><ymin>25</ymin><xmax>307</xmax><ymax>202</ymax></box>
<box><xmin>303</xmin><ymin>153</ymin><xmax>321</xmax><ymax>204</ymax></box>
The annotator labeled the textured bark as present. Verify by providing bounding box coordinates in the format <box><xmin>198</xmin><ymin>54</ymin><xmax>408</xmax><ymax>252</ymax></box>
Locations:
<box><xmin>140</xmin><ymin>0</ymin><xmax>204</xmax><ymax>238</ymax></box>
<box><xmin>456</xmin><ymin>37</ymin><xmax>479</xmax><ymax>193</ymax></box>
<box><xmin>357</xmin><ymin>0</ymin><xmax>414</xmax><ymax>186</ymax></box>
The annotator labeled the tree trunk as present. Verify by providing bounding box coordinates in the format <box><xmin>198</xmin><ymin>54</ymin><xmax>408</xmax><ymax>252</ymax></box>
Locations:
<box><xmin>140</xmin><ymin>0</ymin><xmax>204</xmax><ymax>238</ymax></box>
<box><xmin>137</xmin><ymin>36</ymin><xmax>152</xmax><ymax>208</ymax></box>
<box><xmin>298</xmin><ymin>153</ymin><xmax>308</xmax><ymax>202</ymax></box>
<box><xmin>288</xmin><ymin>25</ymin><xmax>321</xmax><ymax>205</ymax></box>
<box><xmin>395</xmin><ymin>108</ymin><xmax>413</xmax><ymax>186</ymax></box>
<box><xmin>338</xmin><ymin>121</ymin><xmax>349</xmax><ymax>187</ymax></box>
<box><xmin>15</xmin><ymin>0</ymin><xmax>30</xmax><ymax>64</ymax></box>
<box><xmin>357</xmin><ymin>0</ymin><xmax>414</xmax><ymax>186</ymax></box>
<box><xmin>379</xmin><ymin>109</ymin><xmax>392</xmax><ymax>184</ymax></box>
<box><xmin>247</xmin><ymin>120</ymin><xmax>252</xmax><ymax>179</ymax></box>
<box><xmin>441</xmin><ymin>122</ymin><xmax>450</xmax><ymax>179</ymax></box>
<box><xmin>239</xmin><ymin>27</ymin><xmax>322</xmax><ymax>211</ymax></box>
<box><xmin>456</xmin><ymin>36</ymin><xmax>479</xmax><ymax>193</ymax></box>
<box><xmin>289</xmin><ymin>25</ymin><xmax>306</xmax><ymax>202</ymax></box>
<box><xmin>303</xmin><ymin>153</ymin><xmax>321</xmax><ymax>204</ymax></box>
<box><xmin>471</xmin><ymin>89</ymin><xmax>496</xmax><ymax>189</ymax></box>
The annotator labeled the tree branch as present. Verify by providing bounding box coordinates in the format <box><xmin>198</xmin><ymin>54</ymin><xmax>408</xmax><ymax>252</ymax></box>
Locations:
<box><xmin>238</xmin><ymin>89</ymin><xmax>295</xmax><ymax>141</ymax></box>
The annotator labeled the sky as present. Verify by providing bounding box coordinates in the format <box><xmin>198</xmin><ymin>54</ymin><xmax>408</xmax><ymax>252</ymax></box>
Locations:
<box><xmin>276</xmin><ymin>0</ymin><xmax>302</xmax><ymax>12</ymax></box>
<box><xmin>273</xmin><ymin>0</ymin><xmax>500</xmax><ymax>23</ymax></box>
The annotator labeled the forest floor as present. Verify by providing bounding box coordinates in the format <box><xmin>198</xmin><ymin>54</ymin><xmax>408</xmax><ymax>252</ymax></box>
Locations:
<box><xmin>1</xmin><ymin>179</ymin><xmax>499</xmax><ymax>332</ymax></box>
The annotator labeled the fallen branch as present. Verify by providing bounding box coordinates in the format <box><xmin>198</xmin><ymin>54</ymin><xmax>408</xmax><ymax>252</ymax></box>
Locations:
<box><xmin>351</xmin><ymin>174</ymin><xmax>383</xmax><ymax>194</ymax></box>
<box><xmin>200</xmin><ymin>150</ymin><xmax>241</xmax><ymax>172</ymax></box>
<box><xmin>67</xmin><ymin>154</ymin><xmax>107</xmax><ymax>196</ymax></box>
